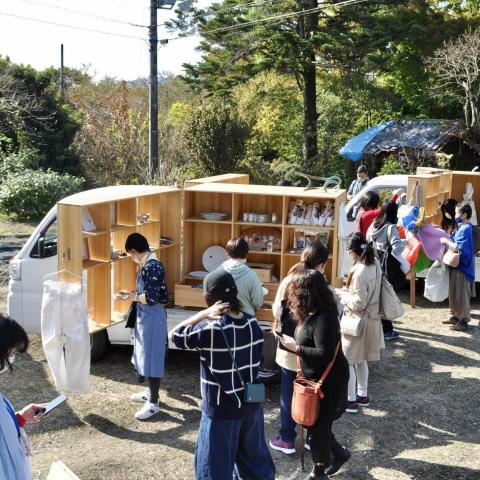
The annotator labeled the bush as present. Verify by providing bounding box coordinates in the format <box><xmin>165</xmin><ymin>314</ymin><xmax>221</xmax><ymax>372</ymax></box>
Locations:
<box><xmin>0</xmin><ymin>147</ymin><xmax>44</xmax><ymax>178</ymax></box>
<box><xmin>378</xmin><ymin>156</ymin><xmax>409</xmax><ymax>176</ymax></box>
<box><xmin>0</xmin><ymin>169</ymin><xmax>85</xmax><ymax>220</ymax></box>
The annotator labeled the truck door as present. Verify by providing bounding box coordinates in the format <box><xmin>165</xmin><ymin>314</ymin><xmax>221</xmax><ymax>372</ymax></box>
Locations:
<box><xmin>20</xmin><ymin>217</ymin><xmax>58</xmax><ymax>334</ymax></box>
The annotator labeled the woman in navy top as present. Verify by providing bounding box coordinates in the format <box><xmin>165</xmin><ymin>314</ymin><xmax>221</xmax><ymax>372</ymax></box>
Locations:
<box><xmin>440</xmin><ymin>202</ymin><xmax>475</xmax><ymax>331</ymax></box>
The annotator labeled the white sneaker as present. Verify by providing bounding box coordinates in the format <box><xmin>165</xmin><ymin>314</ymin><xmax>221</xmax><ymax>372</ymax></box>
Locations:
<box><xmin>135</xmin><ymin>402</ymin><xmax>161</xmax><ymax>420</ymax></box>
<box><xmin>130</xmin><ymin>389</ymin><xmax>149</xmax><ymax>403</ymax></box>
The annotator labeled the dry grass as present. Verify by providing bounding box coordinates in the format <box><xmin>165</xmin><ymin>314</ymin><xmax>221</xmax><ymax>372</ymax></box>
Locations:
<box><xmin>1</xmin><ymin>223</ymin><xmax>479</xmax><ymax>479</ymax></box>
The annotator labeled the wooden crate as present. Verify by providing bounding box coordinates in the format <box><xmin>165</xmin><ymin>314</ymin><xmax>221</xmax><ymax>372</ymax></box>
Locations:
<box><xmin>175</xmin><ymin>278</ymin><xmax>207</xmax><ymax>308</ymax></box>
<box><xmin>57</xmin><ymin>186</ymin><xmax>182</xmax><ymax>333</ymax></box>
<box><xmin>247</xmin><ymin>262</ymin><xmax>275</xmax><ymax>283</ymax></box>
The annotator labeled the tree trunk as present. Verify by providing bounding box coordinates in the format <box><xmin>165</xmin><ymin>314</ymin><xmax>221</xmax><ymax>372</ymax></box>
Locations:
<box><xmin>302</xmin><ymin>62</ymin><xmax>318</xmax><ymax>171</ymax></box>
<box><xmin>298</xmin><ymin>0</ymin><xmax>319</xmax><ymax>172</ymax></box>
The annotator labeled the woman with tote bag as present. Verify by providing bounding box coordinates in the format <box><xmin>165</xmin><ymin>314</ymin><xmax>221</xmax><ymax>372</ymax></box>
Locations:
<box><xmin>339</xmin><ymin>234</ymin><xmax>384</xmax><ymax>414</ymax></box>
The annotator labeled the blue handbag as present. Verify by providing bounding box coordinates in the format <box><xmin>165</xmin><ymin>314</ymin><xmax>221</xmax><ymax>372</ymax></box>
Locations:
<box><xmin>219</xmin><ymin>325</ymin><xmax>265</xmax><ymax>404</ymax></box>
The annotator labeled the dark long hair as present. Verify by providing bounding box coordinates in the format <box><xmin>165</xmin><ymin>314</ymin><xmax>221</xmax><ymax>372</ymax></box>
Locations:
<box><xmin>0</xmin><ymin>314</ymin><xmax>29</xmax><ymax>372</ymax></box>
<box><xmin>374</xmin><ymin>200</ymin><xmax>398</xmax><ymax>228</ymax></box>
<box><xmin>288</xmin><ymin>241</ymin><xmax>329</xmax><ymax>275</ymax></box>
<box><xmin>347</xmin><ymin>233</ymin><xmax>375</xmax><ymax>266</ymax></box>
<box><xmin>360</xmin><ymin>191</ymin><xmax>380</xmax><ymax>211</ymax></box>
<box><xmin>441</xmin><ymin>198</ymin><xmax>458</xmax><ymax>232</ymax></box>
<box><xmin>286</xmin><ymin>269</ymin><xmax>338</xmax><ymax>325</ymax></box>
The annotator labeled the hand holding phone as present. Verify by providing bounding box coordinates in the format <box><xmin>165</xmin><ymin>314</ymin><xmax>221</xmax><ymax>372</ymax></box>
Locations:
<box><xmin>35</xmin><ymin>394</ymin><xmax>68</xmax><ymax>418</ymax></box>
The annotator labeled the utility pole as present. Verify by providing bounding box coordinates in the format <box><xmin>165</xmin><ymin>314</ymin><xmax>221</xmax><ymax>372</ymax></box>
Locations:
<box><xmin>148</xmin><ymin>0</ymin><xmax>180</xmax><ymax>181</ymax></box>
<box><xmin>60</xmin><ymin>44</ymin><xmax>65</xmax><ymax>98</ymax></box>
<box><xmin>149</xmin><ymin>1</ymin><xmax>159</xmax><ymax>180</ymax></box>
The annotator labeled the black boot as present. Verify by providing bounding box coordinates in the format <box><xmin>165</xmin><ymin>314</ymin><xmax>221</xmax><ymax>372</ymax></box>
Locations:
<box><xmin>303</xmin><ymin>464</ymin><xmax>329</xmax><ymax>480</ymax></box>
<box><xmin>325</xmin><ymin>447</ymin><xmax>351</xmax><ymax>476</ymax></box>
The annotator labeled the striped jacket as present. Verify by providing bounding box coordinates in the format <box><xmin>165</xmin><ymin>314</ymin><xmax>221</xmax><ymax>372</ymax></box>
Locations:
<box><xmin>171</xmin><ymin>313</ymin><xmax>264</xmax><ymax>419</ymax></box>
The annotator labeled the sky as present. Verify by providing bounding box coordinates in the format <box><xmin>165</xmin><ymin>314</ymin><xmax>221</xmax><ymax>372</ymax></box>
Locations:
<box><xmin>0</xmin><ymin>0</ymin><xmax>213</xmax><ymax>80</ymax></box>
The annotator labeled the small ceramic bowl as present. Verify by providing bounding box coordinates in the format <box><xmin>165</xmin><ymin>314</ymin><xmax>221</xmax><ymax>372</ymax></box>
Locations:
<box><xmin>137</xmin><ymin>213</ymin><xmax>150</xmax><ymax>223</ymax></box>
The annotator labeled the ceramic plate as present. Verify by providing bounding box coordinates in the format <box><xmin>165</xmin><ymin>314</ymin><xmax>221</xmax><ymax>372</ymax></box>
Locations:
<box><xmin>202</xmin><ymin>245</ymin><xmax>229</xmax><ymax>272</ymax></box>
<box><xmin>188</xmin><ymin>271</ymin><xmax>208</xmax><ymax>279</ymax></box>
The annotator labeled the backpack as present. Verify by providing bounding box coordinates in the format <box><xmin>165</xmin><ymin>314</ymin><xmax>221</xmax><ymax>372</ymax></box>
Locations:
<box><xmin>472</xmin><ymin>225</ymin><xmax>480</xmax><ymax>254</ymax></box>
<box><xmin>370</xmin><ymin>225</ymin><xmax>406</xmax><ymax>291</ymax></box>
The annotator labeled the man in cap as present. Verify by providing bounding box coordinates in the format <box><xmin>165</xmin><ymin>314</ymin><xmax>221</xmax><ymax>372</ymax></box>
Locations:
<box><xmin>170</xmin><ymin>269</ymin><xmax>275</xmax><ymax>480</ymax></box>
<box><xmin>347</xmin><ymin>165</ymin><xmax>369</xmax><ymax>201</ymax></box>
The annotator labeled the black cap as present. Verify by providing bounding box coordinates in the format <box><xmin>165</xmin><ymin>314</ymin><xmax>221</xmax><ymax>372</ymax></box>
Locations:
<box><xmin>357</xmin><ymin>165</ymin><xmax>367</xmax><ymax>174</ymax></box>
<box><xmin>203</xmin><ymin>269</ymin><xmax>238</xmax><ymax>302</ymax></box>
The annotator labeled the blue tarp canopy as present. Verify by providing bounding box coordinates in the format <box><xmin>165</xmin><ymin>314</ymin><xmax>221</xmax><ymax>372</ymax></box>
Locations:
<box><xmin>339</xmin><ymin>121</ymin><xmax>394</xmax><ymax>162</ymax></box>
<box><xmin>339</xmin><ymin>119</ymin><xmax>462</xmax><ymax>162</ymax></box>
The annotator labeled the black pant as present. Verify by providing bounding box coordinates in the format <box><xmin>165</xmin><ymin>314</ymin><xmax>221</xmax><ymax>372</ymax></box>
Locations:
<box><xmin>148</xmin><ymin>377</ymin><xmax>161</xmax><ymax>404</ymax></box>
<box><xmin>308</xmin><ymin>409</ymin><xmax>343</xmax><ymax>466</ymax></box>
<box><xmin>382</xmin><ymin>319</ymin><xmax>393</xmax><ymax>334</ymax></box>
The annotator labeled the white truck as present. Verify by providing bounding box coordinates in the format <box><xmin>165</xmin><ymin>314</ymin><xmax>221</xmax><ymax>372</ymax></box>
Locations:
<box><xmin>9</xmin><ymin>174</ymin><xmax>465</xmax><ymax>360</ymax></box>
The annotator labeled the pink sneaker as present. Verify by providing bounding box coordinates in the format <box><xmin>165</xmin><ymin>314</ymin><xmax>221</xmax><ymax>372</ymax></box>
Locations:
<box><xmin>269</xmin><ymin>437</ymin><xmax>296</xmax><ymax>454</ymax></box>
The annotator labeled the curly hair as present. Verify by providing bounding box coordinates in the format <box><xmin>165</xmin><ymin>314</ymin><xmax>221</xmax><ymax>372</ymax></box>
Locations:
<box><xmin>286</xmin><ymin>268</ymin><xmax>338</xmax><ymax>324</ymax></box>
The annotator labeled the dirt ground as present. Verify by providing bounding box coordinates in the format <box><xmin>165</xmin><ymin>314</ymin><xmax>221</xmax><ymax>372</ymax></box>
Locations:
<box><xmin>1</xmin><ymin>220</ymin><xmax>479</xmax><ymax>480</ymax></box>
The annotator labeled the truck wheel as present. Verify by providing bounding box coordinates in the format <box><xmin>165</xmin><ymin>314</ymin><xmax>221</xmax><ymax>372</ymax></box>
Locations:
<box><xmin>90</xmin><ymin>330</ymin><xmax>109</xmax><ymax>362</ymax></box>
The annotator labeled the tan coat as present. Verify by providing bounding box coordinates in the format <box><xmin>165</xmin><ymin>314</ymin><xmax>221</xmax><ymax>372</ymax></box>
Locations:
<box><xmin>342</xmin><ymin>260</ymin><xmax>384</xmax><ymax>364</ymax></box>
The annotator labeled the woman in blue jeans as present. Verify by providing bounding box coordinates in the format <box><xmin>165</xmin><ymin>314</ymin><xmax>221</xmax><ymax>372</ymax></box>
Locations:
<box><xmin>270</xmin><ymin>241</ymin><xmax>330</xmax><ymax>454</ymax></box>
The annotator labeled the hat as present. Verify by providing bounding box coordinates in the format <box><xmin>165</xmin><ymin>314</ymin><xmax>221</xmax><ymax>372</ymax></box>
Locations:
<box><xmin>203</xmin><ymin>268</ymin><xmax>238</xmax><ymax>303</ymax></box>
<box><xmin>357</xmin><ymin>165</ymin><xmax>367</xmax><ymax>174</ymax></box>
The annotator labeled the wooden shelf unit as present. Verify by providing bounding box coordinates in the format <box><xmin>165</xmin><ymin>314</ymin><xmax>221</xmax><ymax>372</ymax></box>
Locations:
<box><xmin>57</xmin><ymin>186</ymin><xmax>181</xmax><ymax>333</ymax></box>
<box><xmin>176</xmin><ymin>183</ymin><xmax>346</xmax><ymax>319</ymax></box>
<box><xmin>407</xmin><ymin>168</ymin><xmax>480</xmax><ymax>307</ymax></box>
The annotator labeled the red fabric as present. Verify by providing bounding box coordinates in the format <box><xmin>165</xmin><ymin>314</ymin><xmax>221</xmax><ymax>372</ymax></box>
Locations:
<box><xmin>15</xmin><ymin>413</ymin><xmax>26</xmax><ymax>428</ymax></box>
<box><xmin>355</xmin><ymin>194</ymin><xmax>399</xmax><ymax>237</ymax></box>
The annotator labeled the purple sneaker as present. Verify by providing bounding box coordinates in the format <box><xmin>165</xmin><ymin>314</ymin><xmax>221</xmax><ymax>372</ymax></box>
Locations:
<box><xmin>269</xmin><ymin>437</ymin><xmax>296</xmax><ymax>454</ymax></box>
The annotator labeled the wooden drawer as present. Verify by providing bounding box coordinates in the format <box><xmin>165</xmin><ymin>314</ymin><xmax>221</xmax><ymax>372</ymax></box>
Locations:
<box><xmin>174</xmin><ymin>278</ymin><xmax>207</xmax><ymax>308</ymax></box>
<box><xmin>263</xmin><ymin>282</ymin><xmax>279</xmax><ymax>303</ymax></box>
<box><xmin>255</xmin><ymin>307</ymin><xmax>274</xmax><ymax>322</ymax></box>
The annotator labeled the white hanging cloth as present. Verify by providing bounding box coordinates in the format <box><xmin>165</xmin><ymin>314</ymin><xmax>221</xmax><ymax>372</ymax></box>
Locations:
<box><xmin>41</xmin><ymin>274</ymin><xmax>90</xmax><ymax>394</ymax></box>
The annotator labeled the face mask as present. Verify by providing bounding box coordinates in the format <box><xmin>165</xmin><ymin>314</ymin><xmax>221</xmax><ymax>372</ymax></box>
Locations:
<box><xmin>0</xmin><ymin>355</ymin><xmax>15</xmax><ymax>374</ymax></box>
<box><xmin>444</xmin><ymin>212</ymin><xmax>452</xmax><ymax>220</ymax></box>
<box><xmin>455</xmin><ymin>215</ymin><xmax>463</xmax><ymax>224</ymax></box>
<box><xmin>132</xmin><ymin>256</ymin><xmax>141</xmax><ymax>264</ymax></box>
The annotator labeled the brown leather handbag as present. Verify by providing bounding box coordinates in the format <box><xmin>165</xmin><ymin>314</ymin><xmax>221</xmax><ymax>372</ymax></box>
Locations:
<box><xmin>291</xmin><ymin>341</ymin><xmax>341</xmax><ymax>427</ymax></box>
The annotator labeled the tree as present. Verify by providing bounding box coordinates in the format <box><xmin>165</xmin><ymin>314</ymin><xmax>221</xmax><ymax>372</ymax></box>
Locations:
<box><xmin>428</xmin><ymin>27</ymin><xmax>480</xmax><ymax>129</ymax></box>
<box><xmin>0</xmin><ymin>57</ymin><xmax>81</xmax><ymax>174</ymax></box>
<box><xmin>184</xmin><ymin>101</ymin><xmax>249</xmax><ymax>176</ymax></box>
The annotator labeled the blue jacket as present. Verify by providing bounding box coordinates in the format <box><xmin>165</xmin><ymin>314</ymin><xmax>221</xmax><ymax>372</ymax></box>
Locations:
<box><xmin>453</xmin><ymin>223</ymin><xmax>475</xmax><ymax>282</ymax></box>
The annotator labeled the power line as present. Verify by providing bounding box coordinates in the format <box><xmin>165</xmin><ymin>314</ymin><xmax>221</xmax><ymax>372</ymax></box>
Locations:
<box><xmin>0</xmin><ymin>11</ymin><xmax>146</xmax><ymax>40</ymax></box>
<box><xmin>16</xmin><ymin>0</ymin><xmax>145</xmax><ymax>28</ymax></box>
<box><xmin>160</xmin><ymin>0</ymin><xmax>372</xmax><ymax>42</ymax></box>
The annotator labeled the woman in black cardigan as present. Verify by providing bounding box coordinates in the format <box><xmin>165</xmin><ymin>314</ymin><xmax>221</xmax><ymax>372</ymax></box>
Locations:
<box><xmin>279</xmin><ymin>268</ymin><xmax>350</xmax><ymax>480</ymax></box>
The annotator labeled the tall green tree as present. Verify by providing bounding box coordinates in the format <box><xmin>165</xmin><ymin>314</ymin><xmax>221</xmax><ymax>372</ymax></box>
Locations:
<box><xmin>0</xmin><ymin>57</ymin><xmax>81</xmax><ymax>174</ymax></box>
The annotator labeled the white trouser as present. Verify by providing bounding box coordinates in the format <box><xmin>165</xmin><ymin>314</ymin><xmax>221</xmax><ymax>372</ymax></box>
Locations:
<box><xmin>41</xmin><ymin>280</ymin><xmax>90</xmax><ymax>393</ymax></box>
<box><xmin>348</xmin><ymin>361</ymin><xmax>369</xmax><ymax>401</ymax></box>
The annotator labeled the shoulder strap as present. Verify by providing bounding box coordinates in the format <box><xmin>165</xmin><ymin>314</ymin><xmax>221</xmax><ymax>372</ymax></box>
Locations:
<box><xmin>219</xmin><ymin>323</ymin><xmax>245</xmax><ymax>386</ymax></box>
<box><xmin>318</xmin><ymin>341</ymin><xmax>341</xmax><ymax>387</ymax></box>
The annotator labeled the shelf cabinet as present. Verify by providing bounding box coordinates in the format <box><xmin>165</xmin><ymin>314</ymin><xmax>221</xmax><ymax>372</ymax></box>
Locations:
<box><xmin>57</xmin><ymin>186</ymin><xmax>182</xmax><ymax>333</ymax></box>
<box><xmin>176</xmin><ymin>183</ymin><xmax>346</xmax><ymax>319</ymax></box>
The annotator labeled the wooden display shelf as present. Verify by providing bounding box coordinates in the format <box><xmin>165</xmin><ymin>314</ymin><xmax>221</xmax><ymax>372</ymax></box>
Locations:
<box><xmin>111</xmin><ymin>223</ymin><xmax>135</xmax><ymax>232</ymax></box>
<box><xmin>136</xmin><ymin>220</ymin><xmax>160</xmax><ymax>226</ymax></box>
<box><xmin>82</xmin><ymin>259</ymin><xmax>109</xmax><ymax>269</ymax></box>
<box><xmin>156</xmin><ymin>242</ymin><xmax>178</xmax><ymax>250</ymax></box>
<box><xmin>248</xmin><ymin>250</ymin><xmax>282</xmax><ymax>256</ymax></box>
<box><xmin>89</xmin><ymin>314</ymin><xmax>126</xmax><ymax>334</ymax></box>
<box><xmin>82</xmin><ymin>229</ymin><xmax>108</xmax><ymax>238</ymax></box>
<box><xmin>185</xmin><ymin>217</ymin><xmax>232</xmax><ymax>224</ymax></box>
<box><xmin>234</xmin><ymin>222</ymin><xmax>282</xmax><ymax>228</ymax></box>
<box><xmin>58</xmin><ymin>185</ymin><xmax>182</xmax><ymax>334</ymax></box>
<box><xmin>284</xmin><ymin>224</ymin><xmax>334</xmax><ymax>230</ymax></box>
